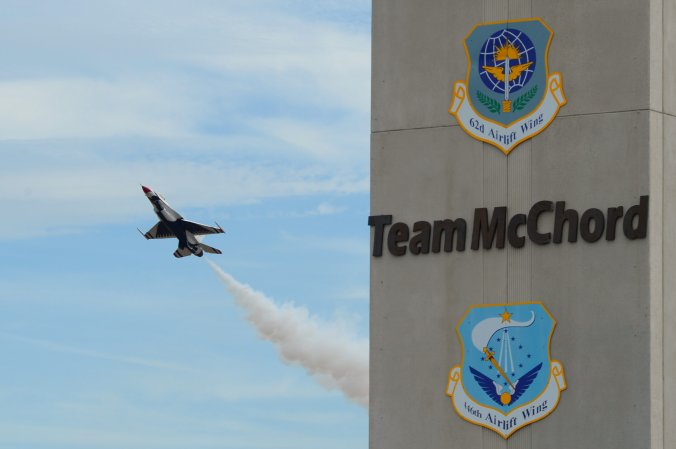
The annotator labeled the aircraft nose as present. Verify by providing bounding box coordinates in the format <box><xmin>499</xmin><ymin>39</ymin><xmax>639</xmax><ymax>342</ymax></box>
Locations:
<box><xmin>141</xmin><ymin>185</ymin><xmax>152</xmax><ymax>194</ymax></box>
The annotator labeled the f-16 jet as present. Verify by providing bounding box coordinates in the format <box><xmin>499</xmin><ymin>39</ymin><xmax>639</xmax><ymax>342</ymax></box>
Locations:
<box><xmin>138</xmin><ymin>185</ymin><xmax>224</xmax><ymax>258</ymax></box>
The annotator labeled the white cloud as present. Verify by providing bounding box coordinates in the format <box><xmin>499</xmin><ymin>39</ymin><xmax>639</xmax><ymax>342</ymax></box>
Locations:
<box><xmin>0</xmin><ymin>333</ymin><xmax>190</xmax><ymax>372</ymax></box>
<box><xmin>280</xmin><ymin>231</ymin><xmax>368</xmax><ymax>256</ymax></box>
<box><xmin>0</xmin><ymin>1</ymin><xmax>371</xmax><ymax>238</ymax></box>
<box><xmin>0</xmin><ymin>78</ymin><xmax>199</xmax><ymax>140</ymax></box>
<box><xmin>313</xmin><ymin>202</ymin><xmax>347</xmax><ymax>216</ymax></box>
<box><xmin>0</xmin><ymin>2</ymin><xmax>370</xmax><ymax>145</ymax></box>
<box><xmin>0</xmin><ymin>152</ymin><xmax>368</xmax><ymax>238</ymax></box>
<box><xmin>187</xmin><ymin>21</ymin><xmax>370</xmax><ymax>114</ymax></box>
<box><xmin>0</xmin><ymin>3</ymin><xmax>370</xmax><ymax>448</ymax></box>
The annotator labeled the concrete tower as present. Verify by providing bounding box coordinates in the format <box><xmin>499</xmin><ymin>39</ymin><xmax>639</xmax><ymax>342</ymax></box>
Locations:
<box><xmin>369</xmin><ymin>1</ymin><xmax>675</xmax><ymax>448</ymax></box>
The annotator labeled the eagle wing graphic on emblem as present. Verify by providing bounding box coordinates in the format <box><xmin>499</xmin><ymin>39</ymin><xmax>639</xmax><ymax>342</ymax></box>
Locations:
<box><xmin>482</xmin><ymin>61</ymin><xmax>533</xmax><ymax>83</ymax></box>
<box><xmin>508</xmin><ymin>62</ymin><xmax>533</xmax><ymax>81</ymax></box>
<box><xmin>469</xmin><ymin>366</ymin><xmax>502</xmax><ymax>406</ymax></box>
<box><xmin>470</xmin><ymin>362</ymin><xmax>543</xmax><ymax>406</ymax></box>
<box><xmin>482</xmin><ymin>65</ymin><xmax>505</xmax><ymax>82</ymax></box>
<box><xmin>510</xmin><ymin>362</ymin><xmax>543</xmax><ymax>403</ymax></box>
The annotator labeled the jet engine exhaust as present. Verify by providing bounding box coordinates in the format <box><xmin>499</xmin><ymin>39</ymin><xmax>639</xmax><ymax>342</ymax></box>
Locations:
<box><xmin>206</xmin><ymin>260</ymin><xmax>369</xmax><ymax>408</ymax></box>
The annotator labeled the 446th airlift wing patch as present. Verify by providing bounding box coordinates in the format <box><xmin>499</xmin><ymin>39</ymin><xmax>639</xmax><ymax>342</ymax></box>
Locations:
<box><xmin>449</xmin><ymin>18</ymin><xmax>566</xmax><ymax>154</ymax></box>
<box><xmin>446</xmin><ymin>302</ymin><xmax>566</xmax><ymax>438</ymax></box>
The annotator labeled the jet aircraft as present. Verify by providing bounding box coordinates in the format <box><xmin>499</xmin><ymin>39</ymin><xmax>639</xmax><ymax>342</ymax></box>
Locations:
<box><xmin>139</xmin><ymin>185</ymin><xmax>224</xmax><ymax>258</ymax></box>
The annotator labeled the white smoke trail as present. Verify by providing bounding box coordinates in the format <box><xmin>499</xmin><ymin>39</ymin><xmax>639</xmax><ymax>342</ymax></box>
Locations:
<box><xmin>207</xmin><ymin>260</ymin><xmax>369</xmax><ymax>408</ymax></box>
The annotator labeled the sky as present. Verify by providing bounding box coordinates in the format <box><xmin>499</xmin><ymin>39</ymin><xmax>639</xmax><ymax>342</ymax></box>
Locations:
<box><xmin>0</xmin><ymin>1</ymin><xmax>371</xmax><ymax>448</ymax></box>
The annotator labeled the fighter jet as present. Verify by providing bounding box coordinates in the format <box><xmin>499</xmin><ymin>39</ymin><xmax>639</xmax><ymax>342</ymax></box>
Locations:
<box><xmin>138</xmin><ymin>185</ymin><xmax>224</xmax><ymax>258</ymax></box>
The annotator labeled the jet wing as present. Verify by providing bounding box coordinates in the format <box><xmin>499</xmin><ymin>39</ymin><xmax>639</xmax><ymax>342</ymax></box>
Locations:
<box><xmin>143</xmin><ymin>221</ymin><xmax>175</xmax><ymax>239</ymax></box>
<box><xmin>180</xmin><ymin>220</ymin><xmax>224</xmax><ymax>236</ymax></box>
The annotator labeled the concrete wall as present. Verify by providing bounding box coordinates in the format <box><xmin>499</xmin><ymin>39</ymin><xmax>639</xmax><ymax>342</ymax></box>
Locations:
<box><xmin>659</xmin><ymin>0</ymin><xmax>676</xmax><ymax>447</ymax></box>
<box><xmin>370</xmin><ymin>0</ymin><xmax>675</xmax><ymax>448</ymax></box>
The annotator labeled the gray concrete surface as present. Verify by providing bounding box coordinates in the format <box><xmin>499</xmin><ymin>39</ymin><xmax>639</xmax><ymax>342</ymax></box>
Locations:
<box><xmin>370</xmin><ymin>0</ymin><xmax>674</xmax><ymax>448</ymax></box>
<box><xmin>372</xmin><ymin>0</ymin><xmax>651</xmax><ymax>133</ymax></box>
<box><xmin>664</xmin><ymin>113</ymin><xmax>675</xmax><ymax>449</ymax></box>
<box><xmin>664</xmin><ymin>0</ymin><xmax>676</xmax><ymax>115</ymax></box>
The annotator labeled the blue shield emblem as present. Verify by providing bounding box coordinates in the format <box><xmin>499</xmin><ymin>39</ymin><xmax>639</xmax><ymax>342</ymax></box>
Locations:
<box><xmin>446</xmin><ymin>302</ymin><xmax>566</xmax><ymax>438</ymax></box>
<box><xmin>449</xmin><ymin>18</ymin><xmax>566</xmax><ymax>154</ymax></box>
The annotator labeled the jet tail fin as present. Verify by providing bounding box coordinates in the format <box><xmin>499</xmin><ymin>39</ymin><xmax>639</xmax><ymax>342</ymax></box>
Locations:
<box><xmin>199</xmin><ymin>243</ymin><xmax>222</xmax><ymax>255</ymax></box>
<box><xmin>174</xmin><ymin>245</ymin><xmax>192</xmax><ymax>258</ymax></box>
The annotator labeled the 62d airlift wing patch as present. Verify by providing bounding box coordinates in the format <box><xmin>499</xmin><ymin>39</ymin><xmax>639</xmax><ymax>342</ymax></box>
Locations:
<box><xmin>446</xmin><ymin>302</ymin><xmax>566</xmax><ymax>438</ymax></box>
<box><xmin>449</xmin><ymin>18</ymin><xmax>566</xmax><ymax>154</ymax></box>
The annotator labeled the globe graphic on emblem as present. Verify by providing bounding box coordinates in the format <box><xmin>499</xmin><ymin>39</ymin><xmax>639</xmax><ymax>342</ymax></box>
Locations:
<box><xmin>478</xmin><ymin>28</ymin><xmax>536</xmax><ymax>97</ymax></box>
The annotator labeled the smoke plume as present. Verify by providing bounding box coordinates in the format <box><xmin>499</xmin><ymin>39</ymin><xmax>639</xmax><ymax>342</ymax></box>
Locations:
<box><xmin>207</xmin><ymin>260</ymin><xmax>369</xmax><ymax>408</ymax></box>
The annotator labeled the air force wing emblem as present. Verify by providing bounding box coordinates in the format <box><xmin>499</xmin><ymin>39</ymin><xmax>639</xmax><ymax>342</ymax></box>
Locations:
<box><xmin>449</xmin><ymin>18</ymin><xmax>566</xmax><ymax>154</ymax></box>
<box><xmin>446</xmin><ymin>302</ymin><xmax>566</xmax><ymax>438</ymax></box>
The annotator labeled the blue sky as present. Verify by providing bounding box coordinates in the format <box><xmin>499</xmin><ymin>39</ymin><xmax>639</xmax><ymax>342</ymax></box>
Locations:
<box><xmin>0</xmin><ymin>1</ymin><xmax>370</xmax><ymax>447</ymax></box>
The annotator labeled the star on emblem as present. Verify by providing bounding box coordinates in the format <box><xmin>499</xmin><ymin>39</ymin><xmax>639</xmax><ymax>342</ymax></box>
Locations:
<box><xmin>500</xmin><ymin>309</ymin><xmax>512</xmax><ymax>323</ymax></box>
